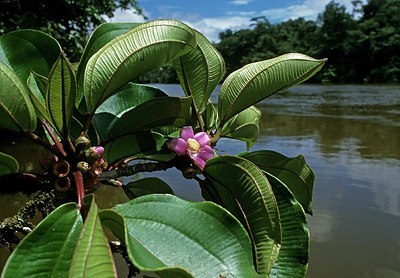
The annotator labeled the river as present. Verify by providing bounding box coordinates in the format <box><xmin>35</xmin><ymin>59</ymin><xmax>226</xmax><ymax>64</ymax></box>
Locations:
<box><xmin>1</xmin><ymin>84</ymin><xmax>400</xmax><ymax>277</ymax></box>
<box><xmin>155</xmin><ymin>84</ymin><xmax>400</xmax><ymax>278</ymax></box>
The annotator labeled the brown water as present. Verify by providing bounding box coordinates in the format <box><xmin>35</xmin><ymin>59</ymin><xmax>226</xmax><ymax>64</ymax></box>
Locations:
<box><xmin>1</xmin><ymin>84</ymin><xmax>400</xmax><ymax>277</ymax></box>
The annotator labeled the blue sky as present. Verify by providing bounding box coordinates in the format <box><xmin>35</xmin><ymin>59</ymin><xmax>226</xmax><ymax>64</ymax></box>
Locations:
<box><xmin>110</xmin><ymin>0</ymin><xmax>360</xmax><ymax>42</ymax></box>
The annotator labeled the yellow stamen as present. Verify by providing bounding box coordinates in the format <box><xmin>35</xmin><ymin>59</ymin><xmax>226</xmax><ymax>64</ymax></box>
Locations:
<box><xmin>187</xmin><ymin>138</ymin><xmax>201</xmax><ymax>153</ymax></box>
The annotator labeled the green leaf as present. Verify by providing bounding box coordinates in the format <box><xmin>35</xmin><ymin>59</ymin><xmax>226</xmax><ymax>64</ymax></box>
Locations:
<box><xmin>93</xmin><ymin>82</ymin><xmax>167</xmax><ymax>142</ymax></box>
<box><xmin>69</xmin><ymin>196</ymin><xmax>117</xmax><ymax>277</ymax></box>
<box><xmin>123</xmin><ymin>177</ymin><xmax>174</xmax><ymax>199</ymax></box>
<box><xmin>84</xmin><ymin>19</ymin><xmax>196</xmax><ymax>113</ymax></box>
<box><xmin>0</xmin><ymin>29</ymin><xmax>61</xmax><ymax>89</ymax></box>
<box><xmin>0</xmin><ymin>152</ymin><xmax>19</xmax><ymax>176</ymax></box>
<box><xmin>174</xmin><ymin>30</ymin><xmax>225</xmax><ymax>114</ymax></box>
<box><xmin>221</xmin><ymin>106</ymin><xmax>261</xmax><ymax>150</ymax></box>
<box><xmin>266</xmin><ymin>173</ymin><xmax>310</xmax><ymax>278</ymax></box>
<box><xmin>101</xmin><ymin>194</ymin><xmax>259</xmax><ymax>278</ymax></box>
<box><xmin>27</xmin><ymin>71</ymin><xmax>53</xmax><ymax>124</ymax></box>
<box><xmin>46</xmin><ymin>53</ymin><xmax>77</xmax><ymax>137</ymax></box>
<box><xmin>218</xmin><ymin>53</ymin><xmax>326</xmax><ymax>125</ymax></box>
<box><xmin>203</xmin><ymin>101</ymin><xmax>218</xmax><ymax>131</ymax></box>
<box><xmin>76</xmin><ymin>22</ymin><xmax>141</xmax><ymax>113</ymax></box>
<box><xmin>98</xmin><ymin>96</ymin><xmax>192</xmax><ymax>143</ymax></box>
<box><xmin>2</xmin><ymin>203</ymin><xmax>82</xmax><ymax>277</ymax></box>
<box><xmin>239</xmin><ymin>150</ymin><xmax>315</xmax><ymax>215</ymax></box>
<box><xmin>0</xmin><ymin>61</ymin><xmax>36</xmax><ymax>132</ymax></box>
<box><xmin>103</xmin><ymin>131</ymin><xmax>173</xmax><ymax>166</ymax></box>
<box><xmin>203</xmin><ymin>155</ymin><xmax>281</xmax><ymax>276</ymax></box>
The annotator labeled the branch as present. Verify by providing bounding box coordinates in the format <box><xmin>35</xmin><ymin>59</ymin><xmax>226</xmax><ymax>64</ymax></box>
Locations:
<box><xmin>98</xmin><ymin>161</ymin><xmax>173</xmax><ymax>181</ymax></box>
<box><xmin>0</xmin><ymin>191</ymin><xmax>55</xmax><ymax>249</ymax></box>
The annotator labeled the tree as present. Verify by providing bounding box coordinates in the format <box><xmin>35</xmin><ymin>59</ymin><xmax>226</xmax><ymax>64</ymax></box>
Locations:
<box><xmin>0</xmin><ymin>0</ymin><xmax>145</xmax><ymax>61</ymax></box>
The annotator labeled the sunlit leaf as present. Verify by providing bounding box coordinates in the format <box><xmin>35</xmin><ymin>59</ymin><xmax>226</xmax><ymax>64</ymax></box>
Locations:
<box><xmin>101</xmin><ymin>194</ymin><xmax>259</xmax><ymax>277</ymax></box>
<box><xmin>0</xmin><ymin>152</ymin><xmax>19</xmax><ymax>176</ymax></box>
<box><xmin>123</xmin><ymin>177</ymin><xmax>174</xmax><ymax>199</ymax></box>
<box><xmin>69</xmin><ymin>196</ymin><xmax>117</xmax><ymax>277</ymax></box>
<box><xmin>218</xmin><ymin>53</ymin><xmax>326</xmax><ymax>125</ymax></box>
<box><xmin>266</xmin><ymin>173</ymin><xmax>310</xmax><ymax>278</ymax></box>
<box><xmin>0</xmin><ymin>61</ymin><xmax>36</xmax><ymax>132</ymax></box>
<box><xmin>84</xmin><ymin>20</ymin><xmax>196</xmax><ymax>113</ymax></box>
<box><xmin>0</xmin><ymin>29</ymin><xmax>61</xmax><ymax>89</ymax></box>
<box><xmin>174</xmin><ymin>30</ymin><xmax>225</xmax><ymax>113</ymax></box>
<box><xmin>239</xmin><ymin>150</ymin><xmax>315</xmax><ymax>215</ymax></box>
<box><xmin>2</xmin><ymin>203</ymin><xmax>82</xmax><ymax>277</ymax></box>
<box><xmin>76</xmin><ymin>22</ymin><xmax>141</xmax><ymax>113</ymax></box>
<box><xmin>46</xmin><ymin>53</ymin><xmax>76</xmax><ymax>137</ymax></box>
<box><xmin>203</xmin><ymin>155</ymin><xmax>281</xmax><ymax>275</ymax></box>
<box><xmin>203</xmin><ymin>101</ymin><xmax>218</xmax><ymax>131</ymax></box>
<box><xmin>221</xmin><ymin>106</ymin><xmax>261</xmax><ymax>150</ymax></box>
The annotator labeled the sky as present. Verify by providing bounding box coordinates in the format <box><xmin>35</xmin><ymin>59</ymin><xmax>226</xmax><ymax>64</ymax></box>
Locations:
<box><xmin>109</xmin><ymin>0</ymin><xmax>360</xmax><ymax>42</ymax></box>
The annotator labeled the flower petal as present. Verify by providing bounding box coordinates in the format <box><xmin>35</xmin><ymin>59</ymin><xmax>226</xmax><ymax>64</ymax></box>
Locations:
<box><xmin>169</xmin><ymin>138</ymin><xmax>187</xmax><ymax>155</ymax></box>
<box><xmin>180</xmin><ymin>126</ymin><xmax>194</xmax><ymax>141</ymax></box>
<box><xmin>194</xmin><ymin>132</ymin><xmax>210</xmax><ymax>147</ymax></box>
<box><xmin>198</xmin><ymin>145</ymin><xmax>214</xmax><ymax>161</ymax></box>
<box><xmin>190</xmin><ymin>153</ymin><xmax>206</xmax><ymax>170</ymax></box>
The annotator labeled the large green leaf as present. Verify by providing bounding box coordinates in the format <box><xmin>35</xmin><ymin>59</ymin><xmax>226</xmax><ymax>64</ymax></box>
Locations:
<box><xmin>239</xmin><ymin>150</ymin><xmax>315</xmax><ymax>215</ymax></box>
<box><xmin>101</xmin><ymin>194</ymin><xmax>259</xmax><ymax>277</ymax></box>
<box><xmin>76</xmin><ymin>22</ymin><xmax>141</xmax><ymax>112</ymax></box>
<box><xmin>103</xmin><ymin>131</ymin><xmax>173</xmax><ymax>165</ymax></box>
<box><xmin>2</xmin><ymin>203</ymin><xmax>83</xmax><ymax>277</ymax></box>
<box><xmin>0</xmin><ymin>61</ymin><xmax>36</xmax><ymax>132</ymax></box>
<box><xmin>98</xmin><ymin>96</ymin><xmax>192</xmax><ymax>142</ymax></box>
<box><xmin>174</xmin><ymin>30</ymin><xmax>225</xmax><ymax>114</ymax></box>
<box><xmin>123</xmin><ymin>177</ymin><xmax>174</xmax><ymax>199</ymax></box>
<box><xmin>217</xmin><ymin>53</ymin><xmax>326</xmax><ymax>125</ymax></box>
<box><xmin>0</xmin><ymin>29</ymin><xmax>61</xmax><ymax>89</ymax></box>
<box><xmin>69</xmin><ymin>196</ymin><xmax>117</xmax><ymax>277</ymax></box>
<box><xmin>203</xmin><ymin>155</ymin><xmax>281</xmax><ymax>276</ymax></box>
<box><xmin>0</xmin><ymin>152</ymin><xmax>19</xmax><ymax>176</ymax></box>
<box><xmin>84</xmin><ymin>19</ymin><xmax>196</xmax><ymax>113</ymax></box>
<box><xmin>93</xmin><ymin>82</ymin><xmax>167</xmax><ymax>142</ymax></box>
<box><xmin>27</xmin><ymin>71</ymin><xmax>53</xmax><ymax>124</ymax></box>
<box><xmin>221</xmin><ymin>106</ymin><xmax>261</xmax><ymax>150</ymax></box>
<box><xmin>46</xmin><ymin>53</ymin><xmax>76</xmax><ymax>136</ymax></box>
<box><xmin>266</xmin><ymin>173</ymin><xmax>310</xmax><ymax>278</ymax></box>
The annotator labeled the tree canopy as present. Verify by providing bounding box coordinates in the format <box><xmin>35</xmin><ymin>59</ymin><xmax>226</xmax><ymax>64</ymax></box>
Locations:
<box><xmin>216</xmin><ymin>0</ymin><xmax>399</xmax><ymax>83</ymax></box>
<box><xmin>0</xmin><ymin>0</ymin><xmax>145</xmax><ymax>61</ymax></box>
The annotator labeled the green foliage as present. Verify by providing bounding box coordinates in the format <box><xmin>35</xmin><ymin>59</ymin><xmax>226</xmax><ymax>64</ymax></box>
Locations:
<box><xmin>0</xmin><ymin>152</ymin><xmax>19</xmax><ymax>176</ymax></box>
<box><xmin>0</xmin><ymin>0</ymin><xmax>144</xmax><ymax>61</ymax></box>
<box><xmin>240</xmin><ymin>150</ymin><xmax>315</xmax><ymax>215</ymax></box>
<box><xmin>0</xmin><ymin>19</ymin><xmax>324</xmax><ymax>277</ymax></box>
<box><xmin>215</xmin><ymin>0</ymin><xmax>400</xmax><ymax>83</ymax></box>
<box><xmin>102</xmin><ymin>194</ymin><xmax>259</xmax><ymax>277</ymax></box>
<box><xmin>2</xmin><ymin>203</ymin><xmax>83</xmax><ymax>277</ymax></box>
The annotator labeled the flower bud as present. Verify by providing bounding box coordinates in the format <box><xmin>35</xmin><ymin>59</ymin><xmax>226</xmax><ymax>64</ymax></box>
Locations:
<box><xmin>77</xmin><ymin>161</ymin><xmax>90</xmax><ymax>172</ymax></box>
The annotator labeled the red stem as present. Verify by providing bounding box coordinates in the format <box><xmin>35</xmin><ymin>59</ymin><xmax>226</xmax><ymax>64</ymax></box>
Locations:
<box><xmin>73</xmin><ymin>171</ymin><xmax>85</xmax><ymax>210</ymax></box>
<box><xmin>42</xmin><ymin>120</ymin><xmax>67</xmax><ymax>157</ymax></box>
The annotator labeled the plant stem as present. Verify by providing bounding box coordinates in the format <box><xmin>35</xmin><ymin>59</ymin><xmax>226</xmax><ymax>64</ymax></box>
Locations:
<box><xmin>98</xmin><ymin>161</ymin><xmax>174</xmax><ymax>180</ymax></box>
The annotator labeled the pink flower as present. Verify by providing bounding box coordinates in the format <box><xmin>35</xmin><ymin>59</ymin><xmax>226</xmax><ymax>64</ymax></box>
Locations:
<box><xmin>169</xmin><ymin>126</ymin><xmax>214</xmax><ymax>170</ymax></box>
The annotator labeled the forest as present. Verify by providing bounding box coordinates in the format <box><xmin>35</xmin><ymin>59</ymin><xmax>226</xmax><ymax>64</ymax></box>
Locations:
<box><xmin>142</xmin><ymin>0</ymin><xmax>399</xmax><ymax>84</ymax></box>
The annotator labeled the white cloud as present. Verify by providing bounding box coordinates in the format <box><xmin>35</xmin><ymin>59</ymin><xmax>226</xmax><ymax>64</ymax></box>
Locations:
<box><xmin>106</xmin><ymin>8</ymin><xmax>148</xmax><ymax>23</ymax></box>
<box><xmin>259</xmin><ymin>0</ymin><xmax>366</xmax><ymax>23</ymax></box>
<box><xmin>230</xmin><ymin>0</ymin><xmax>252</xmax><ymax>5</ymax></box>
<box><xmin>184</xmin><ymin>16</ymin><xmax>251</xmax><ymax>42</ymax></box>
